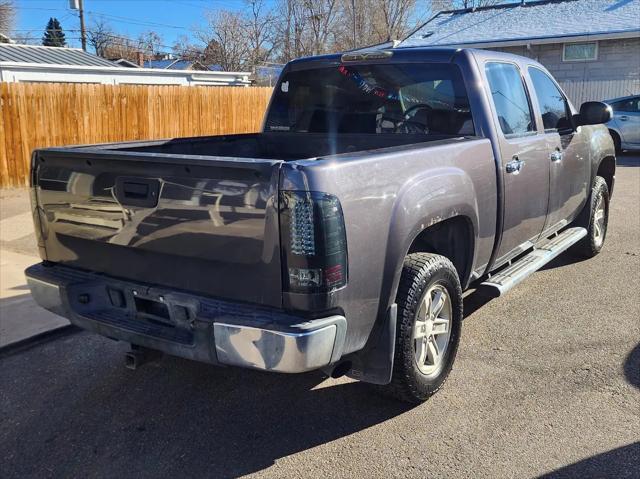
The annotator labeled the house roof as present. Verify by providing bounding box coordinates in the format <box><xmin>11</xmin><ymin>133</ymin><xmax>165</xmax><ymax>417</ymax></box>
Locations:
<box><xmin>112</xmin><ymin>58</ymin><xmax>140</xmax><ymax>68</ymax></box>
<box><xmin>144</xmin><ymin>59</ymin><xmax>225</xmax><ymax>71</ymax></box>
<box><xmin>0</xmin><ymin>43</ymin><xmax>119</xmax><ymax>67</ymax></box>
<box><xmin>402</xmin><ymin>0</ymin><xmax>640</xmax><ymax>48</ymax></box>
<box><xmin>165</xmin><ymin>60</ymin><xmax>196</xmax><ymax>70</ymax></box>
<box><xmin>145</xmin><ymin>59</ymin><xmax>177</xmax><ymax>69</ymax></box>
<box><xmin>144</xmin><ymin>59</ymin><xmax>206</xmax><ymax>70</ymax></box>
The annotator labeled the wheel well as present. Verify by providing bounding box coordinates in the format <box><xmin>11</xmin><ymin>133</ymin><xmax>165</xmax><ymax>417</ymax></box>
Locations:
<box><xmin>407</xmin><ymin>216</ymin><xmax>474</xmax><ymax>286</ymax></box>
<box><xmin>597</xmin><ymin>155</ymin><xmax>616</xmax><ymax>196</ymax></box>
<box><xmin>608</xmin><ymin>129</ymin><xmax>620</xmax><ymax>143</ymax></box>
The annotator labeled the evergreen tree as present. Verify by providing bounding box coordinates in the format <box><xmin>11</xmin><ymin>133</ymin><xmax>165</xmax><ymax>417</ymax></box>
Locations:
<box><xmin>42</xmin><ymin>17</ymin><xmax>66</xmax><ymax>47</ymax></box>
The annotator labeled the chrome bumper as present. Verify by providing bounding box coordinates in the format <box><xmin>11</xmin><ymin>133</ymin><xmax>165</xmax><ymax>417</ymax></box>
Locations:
<box><xmin>214</xmin><ymin>318</ymin><xmax>346</xmax><ymax>373</ymax></box>
<box><xmin>25</xmin><ymin>263</ymin><xmax>346</xmax><ymax>374</ymax></box>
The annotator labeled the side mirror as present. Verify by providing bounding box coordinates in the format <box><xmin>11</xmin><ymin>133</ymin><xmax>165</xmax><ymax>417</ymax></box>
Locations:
<box><xmin>576</xmin><ymin>101</ymin><xmax>612</xmax><ymax>126</ymax></box>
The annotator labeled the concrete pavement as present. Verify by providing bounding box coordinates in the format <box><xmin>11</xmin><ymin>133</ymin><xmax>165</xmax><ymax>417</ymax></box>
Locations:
<box><xmin>0</xmin><ymin>190</ymin><xmax>69</xmax><ymax>349</ymax></box>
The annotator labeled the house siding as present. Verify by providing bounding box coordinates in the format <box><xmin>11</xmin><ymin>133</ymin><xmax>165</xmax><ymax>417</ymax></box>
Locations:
<box><xmin>491</xmin><ymin>38</ymin><xmax>640</xmax><ymax>106</ymax></box>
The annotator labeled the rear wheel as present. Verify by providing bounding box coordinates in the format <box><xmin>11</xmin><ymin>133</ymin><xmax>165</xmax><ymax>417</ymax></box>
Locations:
<box><xmin>381</xmin><ymin>253</ymin><xmax>463</xmax><ymax>403</ymax></box>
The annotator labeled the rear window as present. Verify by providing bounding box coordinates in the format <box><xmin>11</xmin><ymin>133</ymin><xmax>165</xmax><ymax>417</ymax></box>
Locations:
<box><xmin>264</xmin><ymin>63</ymin><xmax>474</xmax><ymax>136</ymax></box>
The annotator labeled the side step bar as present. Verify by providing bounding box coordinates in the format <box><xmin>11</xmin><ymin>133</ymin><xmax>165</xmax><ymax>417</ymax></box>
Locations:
<box><xmin>481</xmin><ymin>227</ymin><xmax>587</xmax><ymax>297</ymax></box>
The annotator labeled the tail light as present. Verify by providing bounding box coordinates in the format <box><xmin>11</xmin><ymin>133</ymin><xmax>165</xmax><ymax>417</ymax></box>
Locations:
<box><xmin>279</xmin><ymin>191</ymin><xmax>348</xmax><ymax>294</ymax></box>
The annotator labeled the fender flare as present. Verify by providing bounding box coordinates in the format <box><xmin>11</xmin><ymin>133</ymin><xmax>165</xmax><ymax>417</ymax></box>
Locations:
<box><xmin>380</xmin><ymin>166</ymin><xmax>479</xmax><ymax>316</ymax></box>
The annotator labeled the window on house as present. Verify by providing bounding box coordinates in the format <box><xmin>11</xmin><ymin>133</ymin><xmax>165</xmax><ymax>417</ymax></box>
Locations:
<box><xmin>563</xmin><ymin>42</ymin><xmax>598</xmax><ymax>62</ymax></box>
<box><xmin>485</xmin><ymin>62</ymin><xmax>535</xmax><ymax>137</ymax></box>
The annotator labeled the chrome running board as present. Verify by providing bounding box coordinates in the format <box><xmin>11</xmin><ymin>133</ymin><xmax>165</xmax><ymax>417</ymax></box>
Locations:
<box><xmin>481</xmin><ymin>227</ymin><xmax>587</xmax><ymax>297</ymax></box>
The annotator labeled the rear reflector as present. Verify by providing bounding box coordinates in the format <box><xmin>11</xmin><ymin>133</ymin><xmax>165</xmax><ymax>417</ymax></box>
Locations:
<box><xmin>280</xmin><ymin>191</ymin><xmax>348</xmax><ymax>294</ymax></box>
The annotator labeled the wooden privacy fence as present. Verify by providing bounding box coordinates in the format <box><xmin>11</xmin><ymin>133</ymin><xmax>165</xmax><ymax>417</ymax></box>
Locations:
<box><xmin>0</xmin><ymin>83</ymin><xmax>273</xmax><ymax>187</ymax></box>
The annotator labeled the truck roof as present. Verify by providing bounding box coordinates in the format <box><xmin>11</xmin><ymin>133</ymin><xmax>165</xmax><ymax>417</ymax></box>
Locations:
<box><xmin>287</xmin><ymin>46</ymin><xmax>543</xmax><ymax>70</ymax></box>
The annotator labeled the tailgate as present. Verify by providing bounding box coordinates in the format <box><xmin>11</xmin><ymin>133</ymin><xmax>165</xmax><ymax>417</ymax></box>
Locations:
<box><xmin>32</xmin><ymin>149</ymin><xmax>284</xmax><ymax>307</ymax></box>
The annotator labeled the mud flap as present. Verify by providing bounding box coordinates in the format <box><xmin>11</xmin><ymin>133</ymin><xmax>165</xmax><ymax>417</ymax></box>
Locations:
<box><xmin>345</xmin><ymin>304</ymin><xmax>397</xmax><ymax>385</ymax></box>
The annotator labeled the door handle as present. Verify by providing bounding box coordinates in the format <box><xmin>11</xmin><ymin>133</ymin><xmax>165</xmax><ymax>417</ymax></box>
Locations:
<box><xmin>506</xmin><ymin>156</ymin><xmax>524</xmax><ymax>174</ymax></box>
<box><xmin>619</xmin><ymin>115</ymin><xmax>629</xmax><ymax>121</ymax></box>
<box><xmin>115</xmin><ymin>177</ymin><xmax>160</xmax><ymax>207</ymax></box>
<box><xmin>550</xmin><ymin>149</ymin><xmax>563</xmax><ymax>162</ymax></box>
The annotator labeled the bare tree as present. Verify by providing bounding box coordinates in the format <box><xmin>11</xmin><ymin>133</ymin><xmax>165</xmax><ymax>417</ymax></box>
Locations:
<box><xmin>101</xmin><ymin>35</ymin><xmax>141</xmax><ymax>63</ymax></box>
<box><xmin>0</xmin><ymin>0</ymin><xmax>15</xmax><ymax>38</ymax></box>
<box><xmin>302</xmin><ymin>0</ymin><xmax>338</xmax><ymax>55</ymax></box>
<box><xmin>87</xmin><ymin>18</ymin><xmax>114</xmax><ymax>57</ymax></box>
<box><xmin>172</xmin><ymin>34</ymin><xmax>204</xmax><ymax>61</ymax></box>
<box><xmin>336</xmin><ymin>0</ymin><xmax>378</xmax><ymax>50</ymax></box>
<box><xmin>137</xmin><ymin>30</ymin><xmax>163</xmax><ymax>61</ymax></box>
<box><xmin>195</xmin><ymin>0</ymin><xmax>441</xmax><ymax>67</ymax></box>
<box><xmin>245</xmin><ymin>0</ymin><xmax>275</xmax><ymax>68</ymax></box>
<box><xmin>198</xmin><ymin>10</ymin><xmax>249</xmax><ymax>71</ymax></box>
<box><xmin>273</xmin><ymin>0</ymin><xmax>340</xmax><ymax>60</ymax></box>
<box><xmin>375</xmin><ymin>0</ymin><xmax>417</xmax><ymax>42</ymax></box>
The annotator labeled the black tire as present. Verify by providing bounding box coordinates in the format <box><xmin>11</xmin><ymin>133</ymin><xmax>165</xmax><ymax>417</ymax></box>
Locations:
<box><xmin>381</xmin><ymin>253</ymin><xmax>463</xmax><ymax>404</ymax></box>
<box><xmin>609</xmin><ymin>130</ymin><xmax>622</xmax><ymax>154</ymax></box>
<box><xmin>574</xmin><ymin>176</ymin><xmax>610</xmax><ymax>258</ymax></box>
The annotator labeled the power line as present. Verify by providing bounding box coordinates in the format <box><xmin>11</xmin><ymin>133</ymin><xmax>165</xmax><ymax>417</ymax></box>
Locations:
<box><xmin>84</xmin><ymin>11</ymin><xmax>192</xmax><ymax>30</ymax></box>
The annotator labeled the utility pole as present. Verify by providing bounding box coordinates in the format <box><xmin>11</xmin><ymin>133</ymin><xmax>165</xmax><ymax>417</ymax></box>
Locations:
<box><xmin>79</xmin><ymin>0</ymin><xmax>87</xmax><ymax>51</ymax></box>
<box><xmin>69</xmin><ymin>0</ymin><xmax>87</xmax><ymax>51</ymax></box>
<box><xmin>351</xmin><ymin>0</ymin><xmax>356</xmax><ymax>49</ymax></box>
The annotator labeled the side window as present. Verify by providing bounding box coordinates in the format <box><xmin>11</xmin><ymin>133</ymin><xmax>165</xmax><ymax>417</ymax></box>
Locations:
<box><xmin>528</xmin><ymin>67</ymin><xmax>573</xmax><ymax>133</ymax></box>
<box><xmin>611</xmin><ymin>99</ymin><xmax>639</xmax><ymax>112</ymax></box>
<box><xmin>485</xmin><ymin>62</ymin><xmax>535</xmax><ymax>137</ymax></box>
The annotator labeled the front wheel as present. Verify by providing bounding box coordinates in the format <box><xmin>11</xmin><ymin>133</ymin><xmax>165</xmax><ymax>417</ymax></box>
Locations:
<box><xmin>381</xmin><ymin>253</ymin><xmax>463</xmax><ymax>403</ymax></box>
<box><xmin>574</xmin><ymin>176</ymin><xmax>610</xmax><ymax>258</ymax></box>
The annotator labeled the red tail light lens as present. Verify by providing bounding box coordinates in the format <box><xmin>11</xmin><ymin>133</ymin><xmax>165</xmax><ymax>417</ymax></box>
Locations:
<box><xmin>279</xmin><ymin>191</ymin><xmax>348</xmax><ymax>294</ymax></box>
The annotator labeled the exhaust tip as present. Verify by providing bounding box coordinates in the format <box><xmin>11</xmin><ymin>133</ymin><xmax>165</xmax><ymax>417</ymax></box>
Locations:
<box><xmin>124</xmin><ymin>351</ymin><xmax>139</xmax><ymax>370</ymax></box>
<box><xmin>125</xmin><ymin>346</ymin><xmax>162</xmax><ymax>370</ymax></box>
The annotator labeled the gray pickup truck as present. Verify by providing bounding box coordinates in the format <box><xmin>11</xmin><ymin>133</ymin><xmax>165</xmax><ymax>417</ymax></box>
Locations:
<box><xmin>26</xmin><ymin>47</ymin><xmax>615</xmax><ymax>403</ymax></box>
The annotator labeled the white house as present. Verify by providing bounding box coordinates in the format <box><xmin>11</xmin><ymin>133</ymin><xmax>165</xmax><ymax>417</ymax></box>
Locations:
<box><xmin>0</xmin><ymin>43</ymin><xmax>251</xmax><ymax>87</ymax></box>
<box><xmin>401</xmin><ymin>0</ymin><xmax>640</xmax><ymax>105</ymax></box>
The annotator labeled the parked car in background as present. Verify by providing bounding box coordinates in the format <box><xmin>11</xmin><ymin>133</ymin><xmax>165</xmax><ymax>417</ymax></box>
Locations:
<box><xmin>26</xmin><ymin>48</ymin><xmax>615</xmax><ymax>403</ymax></box>
<box><xmin>605</xmin><ymin>95</ymin><xmax>640</xmax><ymax>152</ymax></box>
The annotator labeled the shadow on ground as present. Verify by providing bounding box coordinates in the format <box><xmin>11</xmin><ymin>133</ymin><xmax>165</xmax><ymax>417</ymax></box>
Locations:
<box><xmin>462</xmin><ymin>251</ymin><xmax>587</xmax><ymax>318</ymax></box>
<box><xmin>537</xmin><ymin>442</ymin><xmax>640</xmax><ymax>478</ymax></box>
<box><xmin>0</xmin><ymin>331</ymin><xmax>413</xmax><ymax>478</ymax></box>
<box><xmin>623</xmin><ymin>343</ymin><xmax>640</xmax><ymax>390</ymax></box>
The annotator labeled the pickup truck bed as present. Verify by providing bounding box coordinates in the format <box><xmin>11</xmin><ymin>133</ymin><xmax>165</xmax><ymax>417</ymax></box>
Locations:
<box><xmin>31</xmin><ymin>132</ymin><xmax>467</xmax><ymax>306</ymax></box>
<box><xmin>112</xmin><ymin>131</ymin><xmax>446</xmax><ymax>159</ymax></box>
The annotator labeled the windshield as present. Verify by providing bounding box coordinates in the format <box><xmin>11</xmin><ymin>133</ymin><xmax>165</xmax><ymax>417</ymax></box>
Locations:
<box><xmin>264</xmin><ymin>62</ymin><xmax>474</xmax><ymax>136</ymax></box>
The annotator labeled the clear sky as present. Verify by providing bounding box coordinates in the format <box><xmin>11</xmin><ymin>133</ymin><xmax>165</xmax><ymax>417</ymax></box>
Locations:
<box><xmin>14</xmin><ymin>0</ymin><xmax>255</xmax><ymax>51</ymax></box>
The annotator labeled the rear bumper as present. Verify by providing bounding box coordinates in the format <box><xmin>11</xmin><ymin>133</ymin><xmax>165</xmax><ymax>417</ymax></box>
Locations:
<box><xmin>25</xmin><ymin>263</ymin><xmax>346</xmax><ymax>373</ymax></box>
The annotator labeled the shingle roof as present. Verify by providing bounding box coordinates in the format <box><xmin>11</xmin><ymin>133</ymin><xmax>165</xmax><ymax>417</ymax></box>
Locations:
<box><xmin>145</xmin><ymin>59</ymin><xmax>225</xmax><ymax>71</ymax></box>
<box><xmin>0</xmin><ymin>43</ymin><xmax>119</xmax><ymax>67</ymax></box>
<box><xmin>402</xmin><ymin>0</ymin><xmax>640</xmax><ymax>47</ymax></box>
<box><xmin>166</xmin><ymin>60</ymin><xmax>195</xmax><ymax>70</ymax></box>
<box><xmin>146</xmin><ymin>59</ymin><xmax>177</xmax><ymax>69</ymax></box>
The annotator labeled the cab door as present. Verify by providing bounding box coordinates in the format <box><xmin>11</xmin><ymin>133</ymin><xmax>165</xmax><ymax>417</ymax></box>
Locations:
<box><xmin>484</xmin><ymin>62</ymin><xmax>551</xmax><ymax>264</ymax></box>
<box><xmin>527</xmin><ymin>67</ymin><xmax>589</xmax><ymax>231</ymax></box>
